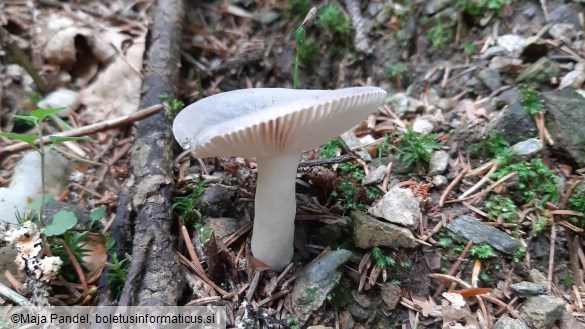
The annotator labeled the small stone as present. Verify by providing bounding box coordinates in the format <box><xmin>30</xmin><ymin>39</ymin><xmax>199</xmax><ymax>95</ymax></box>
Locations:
<box><xmin>509</xmin><ymin>138</ymin><xmax>543</xmax><ymax>157</ymax></box>
<box><xmin>559</xmin><ymin>69</ymin><xmax>585</xmax><ymax>89</ymax></box>
<box><xmin>477</xmin><ymin>69</ymin><xmax>502</xmax><ymax>91</ymax></box>
<box><xmin>493</xmin><ymin>315</ymin><xmax>528</xmax><ymax>329</ymax></box>
<box><xmin>380</xmin><ymin>283</ymin><xmax>401</xmax><ymax>309</ymax></box>
<box><xmin>368</xmin><ymin>186</ymin><xmax>421</xmax><ymax>229</ymax></box>
<box><xmin>362</xmin><ymin>166</ymin><xmax>386</xmax><ymax>186</ymax></box>
<box><xmin>412</xmin><ymin>119</ymin><xmax>434</xmax><ymax>134</ymax></box>
<box><xmin>496</xmin><ymin>34</ymin><xmax>526</xmax><ymax>53</ymax></box>
<box><xmin>489</xmin><ymin>56</ymin><xmax>523</xmax><ymax>72</ymax></box>
<box><xmin>352</xmin><ymin>211</ymin><xmax>416</xmax><ymax>249</ymax></box>
<box><xmin>548</xmin><ymin>23</ymin><xmax>576</xmax><ymax>40</ymax></box>
<box><xmin>292</xmin><ymin>249</ymin><xmax>353</xmax><ymax>320</ymax></box>
<box><xmin>517</xmin><ymin>57</ymin><xmax>560</xmax><ymax>83</ymax></box>
<box><xmin>428</xmin><ymin>150</ymin><xmax>449</xmax><ymax>176</ymax></box>
<box><xmin>387</xmin><ymin>93</ymin><xmax>424</xmax><ymax>118</ymax></box>
<box><xmin>432</xmin><ymin>175</ymin><xmax>448</xmax><ymax>188</ymax></box>
<box><xmin>481</xmin><ymin>46</ymin><xmax>508</xmax><ymax>60</ymax></box>
<box><xmin>528</xmin><ymin>269</ymin><xmax>548</xmax><ymax>286</ymax></box>
<box><xmin>200</xmin><ymin>184</ymin><xmax>237</xmax><ymax>217</ymax></box>
<box><xmin>340</xmin><ymin>131</ymin><xmax>372</xmax><ymax>162</ymax></box>
<box><xmin>351</xmin><ymin>290</ymin><xmax>371</xmax><ymax>308</ymax></box>
<box><xmin>519</xmin><ymin>296</ymin><xmax>565</xmax><ymax>329</ymax></box>
<box><xmin>510</xmin><ymin>281</ymin><xmax>547</xmax><ymax>297</ymax></box>
<box><xmin>424</xmin><ymin>0</ymin><xmax>454</xmax><ymax>15</ymax></box>
<box><xmin>445</xmin><ymin>216</ymin><xmax>520</xmax><ymax>255</ymax></box>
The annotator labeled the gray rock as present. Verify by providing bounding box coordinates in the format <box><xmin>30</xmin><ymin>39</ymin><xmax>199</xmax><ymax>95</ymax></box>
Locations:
<box><xmin>292</xmin><ymin>249</ymin><xmax>353</xmax><ymax>320</ymax></box>
<box><xmin>380</xmin><ymin>283</ymin><xmax>401</xmax><ymax>309</ymax></box>
<box><xmin>362</xmin><ymin>166</ymin><xmax>386</xmax><ymax>186</ymax></box>
<box><xmin>519</xmin><ymin>296</ymin><xmax>565</xmax><ymax>329</ymax></box>
<box><xmin>489</xmin><ymin>56</ymin><xmax>523</xmax><ymax>72</ymax></box>
<box><xmin>493</xmin><ymin>315</ymin><xmax>528</xmax><ymax>329</ymax></box>
<box><xmin>386</xmin><ymin>93</ymin><xmax>424</xmax><ymax>118</ymax></box>
<box><xmin>481</xmin><ymin>46</ymin><xmax>508</xmax><ymax>60</ymax></box>
<box><xmin>352</xmin><ymin>211</ymin><xmax>416</xmax><ymax>249</ymax></box>
<box><xmin>559</xmin><ymin>309</ymin><xmax>585</xmax><ymax>329</ymax></box>
<box><xmin>517</xmin><ymin>57</ymin><xmax>560</xmax><ymax>83</ymax></box>
<box><xmin>340</xmin><ymin>131</ymin><xmax>372</xmax><ymax>162</ymax></box>
<box><xmin>542</xmin><ymin>89</ymin><xmax>585</xmax><ymax>166</ymax></box>
<box><xmin>549</xmin><ymin>23</ymin><xmax>577</xmax><ymax>40</ymax></box>
<box><xmin>368</xmin><ymin>186</ymin><xmax>420</xmax><ymax>229</ymax></box>
<box><xmin>510</xmin><ymin>281</ymin><xmax>547</xmax><ymax>297</ymax></box>
<box><xmin>488</xmin><ymin>99</ymin><xmax>537</xmax><ymax>144</ymax></box>
<box><xmin>425</xmin><ymin>0</ymin><xmax>455</xmax><ymax>15</ymax></box>
<box><xmin>432</xmin><ymin>175</ymin><xmax>448</xmax><ymax>188</ymax></box>
<box><xmin>477</xmin><ymin>69</ymin><xmax>502</xmax><ymax>91</ymax></box>
<box><xmin>445</xmin><ymin>216</ymin><xmax>520</xmax><ymax>255</ymax></box>
<box><xmin>428</xmin><ymin>150</ymin><xmax>449</xmax><ymax>176</ymax></box>
<box><xmin>200</xmin><ymin>184</ymin><xmax>237</xmax><ymax>217</ymax></box>
<box><xmin>497</xmin><ymin>35</ymin><xmax>526</xmax><ymax>53</ymax></box>
<box><xmin>412</xmin><ymin>118</ymin><xmax>434</xmax><ymax>134</ymax></box>
<box><xmin>559</xmin><ymin>69</ymin><xmax>585</xmax><ymax>89</ymax></box>
<box><xmin>528</xmin><ymin>269</ymin><xmax>548</xmax><ymax>286</ymax></box>
<box><xmin>548</xmin><ymin>4</ymin><xmax>583</xmax><ymax>30</ymax></box>
<box><xmin>351</xmin><ymin>290</ymin><xmax>371</xmax><ymax>308</ymax></box>
<box><xmin>509</xmin><ymin>138</ymin><xmax>543</xmax><ymax>157</ymax></box>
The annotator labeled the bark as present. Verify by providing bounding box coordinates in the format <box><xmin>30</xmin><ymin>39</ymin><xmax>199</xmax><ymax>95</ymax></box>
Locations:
<box><xmin>125</xmin><ymin>0</ymin><xmax>185</xmax><ymax>305</ymax></box>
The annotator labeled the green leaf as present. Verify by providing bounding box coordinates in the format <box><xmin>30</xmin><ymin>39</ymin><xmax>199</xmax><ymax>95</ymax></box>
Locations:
<box><xmin>13</xmin><ymin>115</ymin><xmax>39</xmax><ymax>124</ymax></box>
<box><xmin>44</xmin><ymin>210</ymin><xmax>77</xmax><ymax>236</ymax></box>
<box><xmin>25</xmin><ymin>194</ymin><xmax>56</xmax><ymax>212</ymax></box>
<box><xmin>49</xmin><ymin>136</ymin><xmax>88</xmax><ymax>145</ymax></box>
<box><xmin>31</xmin><ymin>108</ymin><xmax>66</xmax><ymax>121</ymax></box>
<box><xmin>105</xmin><ymin>237</ymin><xmax>116</xmax><ymax>250</ymax></box>
<box><xmin>90</xmin><ymin>206</ymin><xmax>107</xmax><ymax>221</ymax></box>
<box><xmin>0</xmin><ymin>132</ymin><xmax>39</xmax><ymax>145</ymax></box>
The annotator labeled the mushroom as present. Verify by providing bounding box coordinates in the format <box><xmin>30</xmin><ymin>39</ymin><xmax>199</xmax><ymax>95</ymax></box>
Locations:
<box><xmin>173</xmin><ymin>87</ymin><xmax>386</xmax><ymax>270</ymax></box>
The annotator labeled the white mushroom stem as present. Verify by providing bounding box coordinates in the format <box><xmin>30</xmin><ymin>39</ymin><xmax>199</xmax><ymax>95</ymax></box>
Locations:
<box><xmin>251</xmin><ymin>153</ymin><xmax>300</xmax><ymax>271</ymax></box>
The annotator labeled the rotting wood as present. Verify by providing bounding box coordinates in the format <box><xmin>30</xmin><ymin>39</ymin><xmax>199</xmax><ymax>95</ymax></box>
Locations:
<box><xmin>124</xmin><ymin>0</ymin><xmax>185</xmax><ymax>306</ymax></box>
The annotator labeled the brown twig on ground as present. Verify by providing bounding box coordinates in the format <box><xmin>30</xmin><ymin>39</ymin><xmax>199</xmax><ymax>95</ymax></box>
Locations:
<box><xmin>181</xmin><ymin>226</ymin><xmax>205</xmax><ymax>274</ymax></box>
<box><xmin>439</xmin><ymin>167</ymin><xmax>468</xmax><ymax>207</ymax></box>
<box><xmin>458</xmin><ymin>164</ymin><xmax>498</xmax><ymax>199</ymax></box>
<box><xmin>433</xmin><ymin>240</ymin><xmax>473</xmax><ymax>299</ymax></box>
<box><xmin>60</xmin><ymin>239</ymin><xmax>88</xmax><ymax>293</ymax></box>
<box><xmin>118</xmin><ymin>234</ymin><xmax>153</xmax><ymax>306</ymax></box>
<box><xmin>0</xmin><ymin>104</ymin><xmax>163</xmax><ymax>156</ymax></box>
<box><xmin>547</xmin><ymin>223</ymin><xmax>556</xmax><ymax>293</ymax></box>
<box><xmin>177</xmin><ymin>253</ymin><xmax>229</xmax><ymax>297</ymax></box>
<box><xmin>468</xmin><ymin>170</ymin><xmax>517</xmax><ymax>204</ymax></box>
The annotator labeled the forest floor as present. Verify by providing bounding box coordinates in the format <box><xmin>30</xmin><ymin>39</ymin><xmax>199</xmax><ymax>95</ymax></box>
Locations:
<box><xmin>1</xmin><ymin>0</ymin><xmax>585</xmax><ymax>328</ymax></box>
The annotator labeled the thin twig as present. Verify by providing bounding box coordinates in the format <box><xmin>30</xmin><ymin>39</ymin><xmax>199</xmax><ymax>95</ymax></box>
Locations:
<box><xmin>1</xmin><ymin>104</ymin><xmax>163</xmax><ymax>155</ymax></box>
<box><xmin>0</xmin><ymin>282</ymin><xmax>31</xmax><ymax>306</ymax></box>
<box><xmin>439</xmin><ymin>168</ymin><xmax>468</xmax><ymax>207</ymax></box>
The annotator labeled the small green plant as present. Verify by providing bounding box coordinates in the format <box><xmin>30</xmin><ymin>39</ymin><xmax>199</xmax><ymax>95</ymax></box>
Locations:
<box><xmin>485</xmin><ymin>195</ymin><xmax>519</xmax><ymax>223</ymax></box>
<box><xmin>106</xmin><ymin>253</ymin><xmax>129</xmax><ymax>300</ymax></box>
<box><xmin>469</xmin><ymin>131</ymin><xmax>509</xmax><ymax>159</ymax></box>
<box><xmin>331</xmin><ymin>181</ymin><xmax>361</xmax><ymax>211</ymax></box>
<box><xmin>159</xmin><ymin>94</ymin><xmax>184</xmax><ymax>115</ymax></box>
<box><xmin>317</xmin><ymin>5</ymin><xmax>350</xmax><ymax>36</ymax></box>
<box><xmin>292</xmin><ymin>7</ymin><xmax>316</xmax><ymax>89</ymax></box>
<box><xmin>568</xmin><ymin>192</ymin><xmax>585</xmax><ymax>228</ymax></box>
<box><xmin>339</xmin><ymin>162</ymin><xmax>365</xmax><ymax>180</ymax></box>
<box><xmin>298</xmin><ymin>37</ymin><xmax>319</xmax><ymax>63</ymax></box>
<box><xmin>396</xmin><ymin>126</ymin><xmax>441</xmax><ymax>169</ymax></box>
<box><xmin>468</xmin><ymin>244</ymin><xmax>495</xmax><ymax>259</ymax></box>
<box><xmin>562</xmin><ymin>268</ymin><xmax>574</xmax><ymax>288</ymax></box>
<box><xmin>534</xmin><ymin>217</ymin><xmax>549</xmax><ymax>234</ymax></box>
<box><xmin>480</xmin><ymin>272</ymin><xmax>490</xmax><ymax>281</ymax></box>
<box><xmin>457</xmin><ymin>0</ymin><xmax>511</xmax><ymax>16</ymax></box>
<box><xmin>50</xmin><ymin>231</ymin><xmax>91</xmax><ymax>281</ymax></box>
<box><xmin>319</xmin><ymin>139</ymin><xmax>343</xmax><ymax>158</ymax></box>
<box><xmin>438</xmin><ymin>235</ymin><xmax>454</xmax><ymax>248</ymax></box>
<box><xmin>371</xmin><ymin>247</ymin><xmax>396</xmax><ymax>269</ymax></box>
<box><xmin>427</xmin><ymin>17</ymin><xmax>453</xmax><ymax>49</ymax></box>
<box><xmin>0</xmin><ymin>108</ymin><xmax>85</xmax><ymax>225</ymax></box>
<box><xmin>172</xmin><ymin>181</ymin><xmax>207</xmax><ymax>228</ymax></box>
<box><xmin>288</xmin><ymin>0</ymin><xmax>310</xmax><ymax>17</ymax></box>
<box><xmin>463</xmin><ymin>41</ymin><xmax>476</xmax><ymax>57</ymax></box>
<box><xmin>386</xmin><ymin>62</ymin><xmax>408</xmax><ymax>80</ymax></box>
<box><xmin>520</xmin><ymin>86</ymin><xmax>544</xmax><ymax>116</ymax></box>
<box><xmin>493</xmin><ymin>159</ymin><xmax>559</xmax><ymax>204</ymax></box>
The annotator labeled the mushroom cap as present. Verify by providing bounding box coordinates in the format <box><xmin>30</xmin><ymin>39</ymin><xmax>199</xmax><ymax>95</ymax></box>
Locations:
<box><xmin>173</xmin><ymin>87</ymin><xmax>387</xmax><ymax>158</ymax></box>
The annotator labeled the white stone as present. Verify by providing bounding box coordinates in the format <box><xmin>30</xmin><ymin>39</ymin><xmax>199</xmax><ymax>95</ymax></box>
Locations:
<box><xmin>367</xmin><ymin>186</ymin><xmax>420</xmax><ymax>229</ymax></box>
